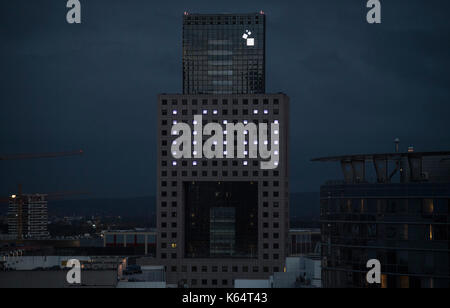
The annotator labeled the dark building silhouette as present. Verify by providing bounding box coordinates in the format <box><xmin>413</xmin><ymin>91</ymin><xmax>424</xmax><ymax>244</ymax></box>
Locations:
<box><xmin>183</xmin><ymin>12</ymin><xmax>265</xmax><ymax>95</ymax></box>
<box><xmin>155</xmin><ymin>12</ymin><xmax>290</xmax><ymax>288</ymax></box>
<box><xmin>157</xmin><ymin>94</ymin><xmax>289</xmax><ymax>287</ymax></box>
<box><xmin>313</xmin><ymin>150</ymin><xmax>450</xmax><ymax>288</ymax></box>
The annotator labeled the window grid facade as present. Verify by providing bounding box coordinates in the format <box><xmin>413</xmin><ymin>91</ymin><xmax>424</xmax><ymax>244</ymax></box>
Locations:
<box><xmin>183</xmin><ymin>13</ymin><xmax>265</xmax><ymax>95</ymax></box>
<box><xmin>320</xmin><ymin>183</ymin><xmax>450</xmax><ymax>288</ymax></box>
<box><xmin>157</xmin><ymin>93</ymin><xmax>289</xmax><ymax>288</ymax></box>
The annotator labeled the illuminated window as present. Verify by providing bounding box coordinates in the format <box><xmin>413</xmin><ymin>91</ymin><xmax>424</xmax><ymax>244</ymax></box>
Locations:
<box><xmin>381</xmin><ymin>274</ymin><xmax>387</xmax><ymax>288</ymax></box>
<box><xmin>399</xmin><ymin>276</ymin><xmax>409</xmax><ymax>288</ymax></box>
<box><xmin>422</xmin><ymin>199</ymin><xmax>434</xmax><ymax>215</ymax></box>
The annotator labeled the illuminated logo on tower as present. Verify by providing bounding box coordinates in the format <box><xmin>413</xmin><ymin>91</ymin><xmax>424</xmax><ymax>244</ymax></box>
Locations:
<box><xmin>242</xmin><ymin>30</ymin><xmax>255</xmax><ymax>46</ymax></box>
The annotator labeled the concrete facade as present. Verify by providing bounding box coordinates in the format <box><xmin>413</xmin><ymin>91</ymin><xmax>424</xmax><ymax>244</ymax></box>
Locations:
<box><xmin>157</xmin><ymin>93</ymin><xmax>290</xmax><ymax>287</ymax></box>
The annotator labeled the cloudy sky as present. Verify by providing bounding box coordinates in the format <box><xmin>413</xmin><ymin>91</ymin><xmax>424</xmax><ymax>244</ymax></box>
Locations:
<box><xmin>1</xmin><ymin>0</ymin><xmax>449</xmax><ymax>198</ymax></box>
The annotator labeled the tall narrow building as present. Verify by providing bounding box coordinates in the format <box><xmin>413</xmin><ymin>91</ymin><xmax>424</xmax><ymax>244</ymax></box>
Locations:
<box><xmin>183</xmin><ymin>13</ymin><xmax>266</xmax><ymax>95</ymax></box>
<box><xmin>8</xmin><ymin>194</ymin><xmax>50</xmax><ymax>240</ymax></box>
<box><xmin>156</xmin><ymin>12</ymin><xmax>289</xmax><ymax>288</ymax></box>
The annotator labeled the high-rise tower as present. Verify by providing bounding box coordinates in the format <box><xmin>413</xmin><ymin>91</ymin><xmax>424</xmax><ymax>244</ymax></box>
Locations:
<box><xmin>156</xmin><ymin>12</ymin><xmax>289</xmax><ymax>288</ymax></box>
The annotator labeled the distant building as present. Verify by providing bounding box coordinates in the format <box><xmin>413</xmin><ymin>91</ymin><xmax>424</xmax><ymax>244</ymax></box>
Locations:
<box><xmin>117</xmin><ymin>265</ymin><xmax>166</xmax><ymax>288</ymax></box>
<box><xmin>289</xmin><ymin>229</ymin><xmax>321</xmax><ymax>256</ymax></box>
<box><xmin>102</xmin><ymin>229</ymin><xmax>156</xmax><ymax>256</ymax></box>
<box><xmin>8</xmin><ymin>194</ymin><xmax>49</xmax><ymax>240</ymax></box>
<box><xmin>234</xmin><ymin>255</ymin><xmax>322</xmax><ymax>288</ymax></box>
<box><xmin>0</xmin><ymin>256</ymin><xmax>124</xmax><ymax>288</ymax></box>
<box><xmin>313</xmin><ymin>150</ymin><xmax>450</xmax><ymax>288</ymax></box>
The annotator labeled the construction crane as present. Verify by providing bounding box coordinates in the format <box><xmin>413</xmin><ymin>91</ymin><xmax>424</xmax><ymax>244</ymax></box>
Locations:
<box><xmin>0</xmin><ymin>150</ymin><xmax>85</xmax><ymax>240</ymax></box>
<box><xmin>0</xmin><ymin>150</ymin><xmax>83</xmax><ymax>161</ymax></box>
<box><xmin>0</xmin><ymin>187</ymin><xmax>89</xmax><ymax>204</ymax></box>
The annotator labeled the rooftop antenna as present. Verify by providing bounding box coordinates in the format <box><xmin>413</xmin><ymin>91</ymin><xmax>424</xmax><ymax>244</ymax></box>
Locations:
<box><xmin>394</xmin><ymin>138</ymin><xmax>400</xmax><ymax>153</ymax></box>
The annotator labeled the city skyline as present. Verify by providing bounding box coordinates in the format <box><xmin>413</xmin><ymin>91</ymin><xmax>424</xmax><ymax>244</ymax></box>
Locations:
<box><xmin>1</xmin><ymin>0</ymin><xmax>450</xmax><ymax>199</ymax></box>
<box><xmin>1</xmin><ymin>0</ymin><xmax>449</xmax><ymax>291</ymax></box>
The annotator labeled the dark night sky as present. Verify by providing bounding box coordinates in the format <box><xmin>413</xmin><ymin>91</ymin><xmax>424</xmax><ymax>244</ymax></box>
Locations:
<box><xmin>1</xmin><ymin>0</ymin><xmax>450</xmax><ymax>198</ymax></box>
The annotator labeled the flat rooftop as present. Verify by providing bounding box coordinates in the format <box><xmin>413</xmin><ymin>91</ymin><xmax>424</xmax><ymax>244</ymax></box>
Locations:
<box><xmin>312</xmin><ymin>151</ymin><xmax>450</xmax><ymax>162</ymax></box>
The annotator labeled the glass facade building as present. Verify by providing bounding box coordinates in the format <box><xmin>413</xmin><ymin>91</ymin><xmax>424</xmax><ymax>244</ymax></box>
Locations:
<box><xmin>183</xmin><ymin>13</ymin><xmax>266</xmax><ymax>95</ymax></box>
<box><xmin>314</xmin><ymin>152</ymin><xmax>450</xmax><ymax>288</ymax></box>
<box><xmin>184</xmin><ymin>181</ymin><xmax>258</xmax><ymax>259</ymax></box>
